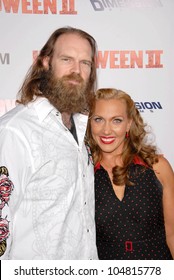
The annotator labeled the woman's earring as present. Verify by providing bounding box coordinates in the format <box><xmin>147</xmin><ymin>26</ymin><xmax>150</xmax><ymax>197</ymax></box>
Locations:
<box><xmin>125</xmin><ymin>131</ymin><xmax>129</xmax><ymax>139</ymax></box>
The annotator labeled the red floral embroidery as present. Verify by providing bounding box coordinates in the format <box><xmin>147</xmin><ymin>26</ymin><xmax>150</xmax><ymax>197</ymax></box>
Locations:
<box><xmin>0</xmin><ymin>176</ymin><xmax>14</xmax><ymax>209</ymax></box>
<box><xmin>0</xmin><ymin>218</ymin><xmax>9</xmax><ymax>242</ymax></box>
<box><xmin>0</xmin><ymin>166</ymin><xmax>14</xmax><ymax>256</ymax></box>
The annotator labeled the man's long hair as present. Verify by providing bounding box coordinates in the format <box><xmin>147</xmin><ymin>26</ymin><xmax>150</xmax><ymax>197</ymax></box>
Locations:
<box><xmin>17</xmin><ymin>26</ymin><xmax>97</xmax><ymax>108</ymax></box>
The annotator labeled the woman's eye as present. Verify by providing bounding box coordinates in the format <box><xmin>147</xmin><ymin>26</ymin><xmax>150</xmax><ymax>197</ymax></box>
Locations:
<box><xmin>113</xmin><ymin>118</ymin><xmax>122</xmax><ymax>123</ymax></box>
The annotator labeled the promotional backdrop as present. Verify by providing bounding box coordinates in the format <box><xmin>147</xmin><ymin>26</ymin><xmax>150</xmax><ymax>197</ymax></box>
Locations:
<box><xmin>0</xmin><ymin>0</ymin><xmax>174</xmax><ymax>168</ymax></box>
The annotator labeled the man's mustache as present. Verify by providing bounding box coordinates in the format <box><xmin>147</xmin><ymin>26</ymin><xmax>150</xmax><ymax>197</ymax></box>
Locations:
<box><xmin>61</xmin><ymin>73</ymin><xmax>84</xmax><ymax>83</ymax></box>
<box><xmin>39</xmin><ymin>71</ymin><xmax>84</xmax><ymax>93</ymax></box>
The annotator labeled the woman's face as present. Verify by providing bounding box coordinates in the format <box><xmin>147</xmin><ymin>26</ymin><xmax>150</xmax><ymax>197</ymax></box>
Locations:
<box><xmin>90</xmin><ymin>98</ymin><xmax>132</xmax><ymax>156</ymax></box>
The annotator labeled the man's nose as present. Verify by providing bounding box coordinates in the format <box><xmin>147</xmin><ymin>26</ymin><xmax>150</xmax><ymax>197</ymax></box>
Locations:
<box><xmin>70</xmin><ymin>61</ymin><xmax>80</xmax><ymax>74</ymax></box>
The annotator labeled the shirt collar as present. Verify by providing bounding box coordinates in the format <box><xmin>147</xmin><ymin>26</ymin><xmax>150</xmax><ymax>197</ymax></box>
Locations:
<box><xmin>94</xmin><ymin>162</ymin><xmax>101</xmax><ymax>173</ymax></box>
<box><xmin>94</xmin><ymin>156</ymin><xmax>148</xmax><ymax>173</ymax></box>
<box><xmin>133</xmin><ymin>155</ymin><xmax>148</xmax><ymax>167</ymax></box>
<box><xmin>28</xmin><ymin>97</ymin><xmax>57</xmax><ymax>122</ymax></box>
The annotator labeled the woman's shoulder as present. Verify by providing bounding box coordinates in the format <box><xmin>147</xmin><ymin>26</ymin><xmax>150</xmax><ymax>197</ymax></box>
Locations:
<box><xmin>153</xmin><ymin>155</ymin><xmax>174</xmax><ymax>187</ymax></box>
<box><xmin>153</xmin><ymin>154</ymin><xmax>172</xmax><ymax>170</ymax></box>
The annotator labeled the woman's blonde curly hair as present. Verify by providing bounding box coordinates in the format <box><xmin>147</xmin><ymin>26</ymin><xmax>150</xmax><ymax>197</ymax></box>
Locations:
<box><xmin>86</xmin><ymin>88</ymin><xmax>159</xmax><ymax>186</ymax></box>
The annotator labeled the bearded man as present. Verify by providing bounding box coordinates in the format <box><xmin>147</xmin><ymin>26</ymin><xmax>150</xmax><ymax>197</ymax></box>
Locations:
<box><xmin>0</xmin><ymin>27</ymin><xmax>98</xmax><ymax>260</ymax></box>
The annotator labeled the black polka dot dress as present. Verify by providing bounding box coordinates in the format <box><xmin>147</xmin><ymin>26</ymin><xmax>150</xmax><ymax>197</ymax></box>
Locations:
<box><xmin>95</xmin><ymin>161</ymin><xmax>173</xmax><ymax>260</ymax></box>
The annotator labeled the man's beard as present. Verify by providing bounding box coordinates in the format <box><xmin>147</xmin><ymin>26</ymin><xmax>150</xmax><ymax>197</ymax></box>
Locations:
<box><xmin>40</xmin><ymin>70</ymin><xmax>91</xmax><ymax>114</ymax></box>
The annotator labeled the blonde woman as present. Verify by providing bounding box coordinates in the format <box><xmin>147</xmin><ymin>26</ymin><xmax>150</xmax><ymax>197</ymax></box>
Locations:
<box><xmin>87</xmin><ymin>88</ymin><xmax>174</xmax><ymax>260</ymax></box>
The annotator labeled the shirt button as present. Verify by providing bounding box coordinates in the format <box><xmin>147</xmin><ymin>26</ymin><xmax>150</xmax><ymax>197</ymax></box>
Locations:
<box><xmin>84</xmin><ymin>202</ymin><xmax>87</xmax><ymax>205</ymax></box>
<box><xmin>87</xmin><ymin>229</ymin><xmax>89</xmax><ymax>232</ymax></box>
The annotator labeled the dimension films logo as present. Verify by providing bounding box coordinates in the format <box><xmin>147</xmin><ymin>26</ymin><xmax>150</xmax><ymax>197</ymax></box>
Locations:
<box><xmin>135</xmin><ymin>101</ymin><xmax>163</xmax><ymax>113</ymax></box>
<box><xmin>90</xmin><ymin>0</ymin><xmax>163</xmax><ymax>11</ymax></box>
<box><xmin>0</xmin><ymin>0</ymin><xmax>77</xmax><ymax>14</ymax></box>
